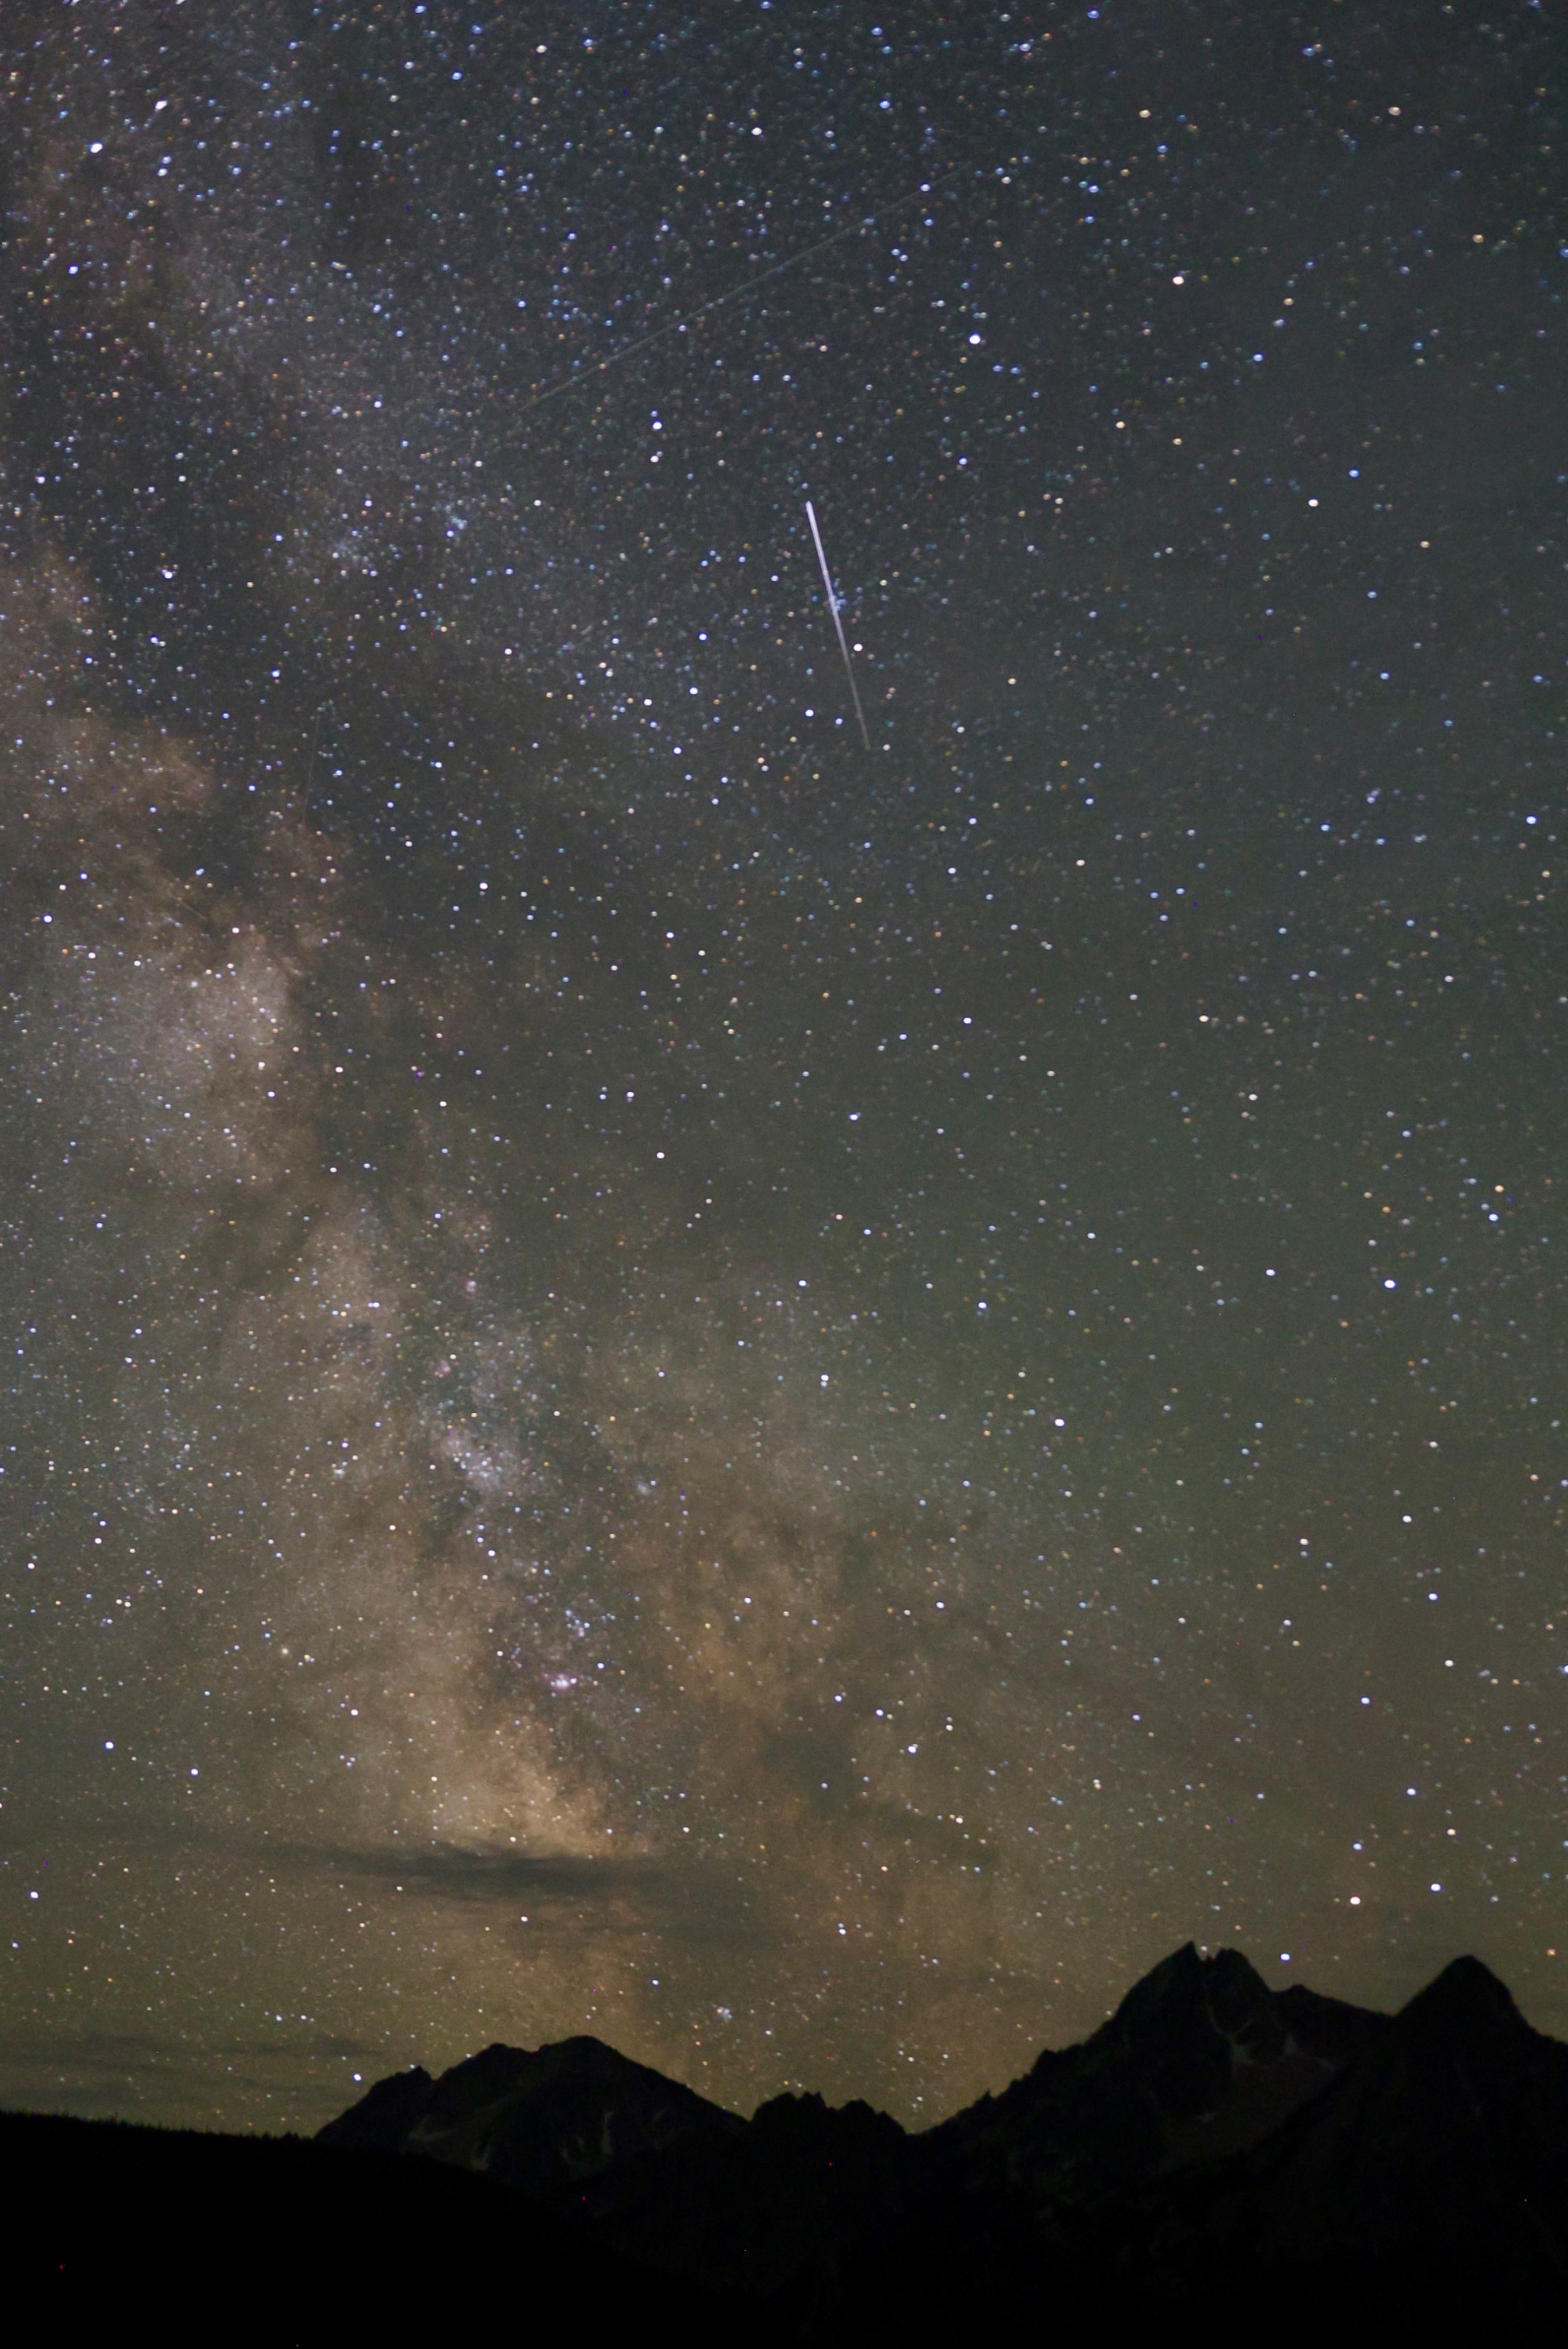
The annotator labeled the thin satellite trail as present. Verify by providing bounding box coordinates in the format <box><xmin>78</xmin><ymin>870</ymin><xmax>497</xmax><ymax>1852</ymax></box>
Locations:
<box><xmin>512</xmin><ymin>165</ymin><xmax>970</xmax><ymax>419</ymax></box>
<box><xmin>805</xmin><ymin>499</ymin><xmax>872</xmax><ymax>751</ymax></box>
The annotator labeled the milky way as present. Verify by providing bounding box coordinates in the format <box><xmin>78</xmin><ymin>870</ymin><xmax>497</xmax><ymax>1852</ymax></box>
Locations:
<box><xmin>2</xmin><ymin>1</ymin><xmax>1564</xmax><ymax>2132</ymax></box>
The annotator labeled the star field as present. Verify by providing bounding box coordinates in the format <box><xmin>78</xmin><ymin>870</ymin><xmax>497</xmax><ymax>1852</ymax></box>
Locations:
<box><xmin>1</xmin><ymin>0</ymin><xmax>1564</xmax><ymax>2131</ymax></box>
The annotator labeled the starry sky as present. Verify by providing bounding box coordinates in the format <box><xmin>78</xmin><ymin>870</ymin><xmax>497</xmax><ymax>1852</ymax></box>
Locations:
<box><xmin>2</xmin><ymin>0</ymin><xmax>1564</xmax><ymax>2134</ymax></box>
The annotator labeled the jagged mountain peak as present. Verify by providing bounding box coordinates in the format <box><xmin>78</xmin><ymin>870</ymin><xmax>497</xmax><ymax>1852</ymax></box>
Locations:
<box><xmin>1395</xmin><ymin>1952</ymin><xmax>1527</xmax><ymax>2041</ymax></box>
<box><xmin>915</xmin><ymin>1940</ymin><xmax>1380</xmax><ymax>2200</ymax></box>
<box><xmin>296</xmin><ymin>1945</ymin><xmax>1567</xmax><ymax>2325</ymax></box>
<box><xmin>750</xmin><ymin>2087</ymin><xmax>907</xmax><ymax>2154</ymax></box>
<box><xmin>1096</xmin><ymin>1939</ymin><xmax>1282</xmax><ymax>2060</ymax></box>
<box><xmin>319</xmin><ymin>2025</ymin><xmax>742</xmax><ymax>2192</ymax></box>
<box><xmin>415</xmin><ymin>2030</ymin><xmax>696</xmax><ymax>2123</ymax></box>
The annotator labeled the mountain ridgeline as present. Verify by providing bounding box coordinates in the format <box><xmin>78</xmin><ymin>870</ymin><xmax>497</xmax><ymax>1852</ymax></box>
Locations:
<box><xmin>14</xmin><ymin>1943</ymin><xmax>1568</xmax><ymax>2340</ymax></box>
<box><xmin>314</xmin><ymin>1941</ymin><xmax>1567</xmax><ymax>2332</ymax></box>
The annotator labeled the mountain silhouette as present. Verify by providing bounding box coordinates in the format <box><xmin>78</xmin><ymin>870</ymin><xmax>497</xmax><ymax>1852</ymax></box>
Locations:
<box><xmin>10</xmin><ymin>1944</ymin><xmax>1566</xmax><ymax>2343</ymax></box>
<box><xmin>318</xmin><ymin>2030</ymin><xmax>743</xmax><ymax>2186</ymax></box>
<box><xmin>316</xmin><ymin>1940</ymin><xmax>1568</xmax><ymax>2335</ymax></box>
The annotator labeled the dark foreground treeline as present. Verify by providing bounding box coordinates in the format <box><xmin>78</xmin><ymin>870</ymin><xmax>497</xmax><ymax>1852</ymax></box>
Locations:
<box><xmin>9</xmin><ymin>1945</ymin><xmax>1567</xmax><ymax>2343</ymax></box>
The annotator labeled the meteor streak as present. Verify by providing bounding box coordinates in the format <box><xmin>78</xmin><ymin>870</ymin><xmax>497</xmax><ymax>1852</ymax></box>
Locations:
<box><xmin>805</xmin><ymin>499</ymin><xmax>871</xmax><ymax>751</ymax></box>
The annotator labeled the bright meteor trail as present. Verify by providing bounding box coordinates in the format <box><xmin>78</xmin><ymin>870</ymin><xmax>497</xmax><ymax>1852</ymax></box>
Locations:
<box><xmin>805</xmin><ymin>499</ymin><xmax>871</xmax><ymax>750</ymax></box>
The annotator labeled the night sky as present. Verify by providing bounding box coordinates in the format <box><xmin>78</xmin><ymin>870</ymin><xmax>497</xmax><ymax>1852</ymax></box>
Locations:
<box><xmin>2</xmin><ymin>1</ymin><xmax>1565</xmax><ymax>2135</ymax></box>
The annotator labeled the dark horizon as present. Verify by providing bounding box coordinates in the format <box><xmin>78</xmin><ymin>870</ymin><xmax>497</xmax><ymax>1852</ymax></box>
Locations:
<box><xmin>4</xmin><ymin>1932</ymin><xmax>1550</xmax><ymax>2135</ymax></box>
